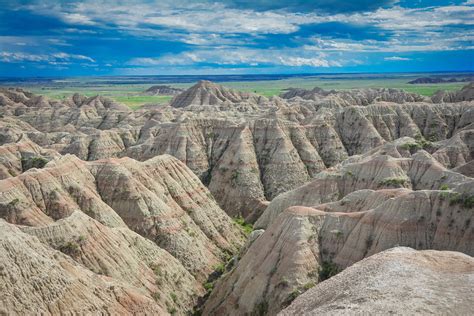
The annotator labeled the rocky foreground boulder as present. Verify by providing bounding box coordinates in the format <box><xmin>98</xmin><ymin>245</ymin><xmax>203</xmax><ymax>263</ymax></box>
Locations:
<box><xmin>279</xmin><ymin>247</ymin><xmax>474</xmax><ymax>315</ymax></box>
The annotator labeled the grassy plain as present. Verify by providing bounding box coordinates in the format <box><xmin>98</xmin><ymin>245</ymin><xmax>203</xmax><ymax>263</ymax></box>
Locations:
<box><xmin>22</xmin><ymin>75</ymin><xmax>468</xmax><ymax>110</ymax></box>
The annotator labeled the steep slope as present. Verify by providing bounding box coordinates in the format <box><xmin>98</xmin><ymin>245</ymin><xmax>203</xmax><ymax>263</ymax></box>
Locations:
<box><xmin>431</xmin><ymin>82</ymin><xmax>474</xmax><ymax>103</ymax></box>
<box><xmin>0</xmin><ymin>138</ymin><xmax>58</xmax><ymax>179</ymax></box>
<box><xmin>280</xmin><ymin>86</ymin><xmax>427</xmax><ymax>104</ymax></box>
<box><xmin>21</xmin><ymin>211</ymin><xmax>203</xmax><ymax>314</ymax></box>
<box><xmin>170</xmin><ymin>80</ymin><xmax>267</xmax><ymax>108</ymax></box>
<box><xmin>0</xmin><ymin>219</ymin><xmax>165</xmax><ymax>315</ymax></box>
<box><xmin>203</xmin><ymin>185</ymin><xmax>474</xmax><ymax>315</ymax></box>
<box><xmin>255</xmin><ymin>139</ymin><xmax>472</xmax><ymax>229</ymax></box>
<box><xmin>0</xmin><ymin>154</ymin><xmax>244</xmax><ymax>282</ymax></box>
<box><xmin>280</xmin><ymin>247</ymin><xmax>474</xmax><ymax>315</ymax></box>
<box><xmin>143</xmin><ymin>85</ymin><xmax>184</xmax><ymax>96</ymax></box>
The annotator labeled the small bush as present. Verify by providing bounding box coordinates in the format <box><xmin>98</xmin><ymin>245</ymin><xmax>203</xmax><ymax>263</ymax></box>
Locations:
<box><xmin>302</xmin><ymin>281</ymin><xmax>315</xmax><ymax>290</ymax></box>
<box><xmin>204</xmin><ymin>282</ymin><xmax>214</xmax><ymax>293</ymax></box>
<box><xmin>233</xmin><ymin>216</ymin><xmax>253</xmax><ymax>235</ymax></box>
<box><xmin>170</xmin><ymin>292</ymin><xmax>178</xmax><ymax>303</ymax></box>
<box><xmin>214</xmin><ymin>263</ymin><xmax>225</xmax><ymax>275</ymax></box>
<box><xmin>400</xmin><ymin>142</ymin><xmax>422</xmax><ymax>151</ymax></box>
<box><xmin>439</xmin><ymin>184</ymin><xmax>449</xmax><ymax>191</ymax></box>
<box><xmin>252</xmin><ymin>300</ymin><xmax>268</xmax><ymax>316</ymax></box>
<box><xmin>448</xmin><ymin>193</ymin><xmax>474</xmax><ymax>208</ymax></box>
<box><xmin>59</xmin><ymin>241</ymin><xmax>80</xmax><ymax>255</ymax></box>
<box><xmin>283</xmin><ymin>289</ymin><xmax>301</xmax><ymax>307</ymax></box>
<box><xmin>152</xmin><ymin>292</ymin><xmax>161</xmax><ymax>301</ymax></box>
<box><xmin>319</xmin><ymin>260</ymin><xmax>341</xmax><ymax>282</ymax></box>
<box><xmin>379</xmin><ymin>177</ymin><xmax>408</xmax><ymax>188</ymax></box>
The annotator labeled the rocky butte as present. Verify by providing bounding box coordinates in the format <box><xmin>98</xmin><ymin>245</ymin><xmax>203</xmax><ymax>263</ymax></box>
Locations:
<box><xmin>0</xmin><ymin>81</ymin><xmax>473</xmax><ymax>315</ymax></box>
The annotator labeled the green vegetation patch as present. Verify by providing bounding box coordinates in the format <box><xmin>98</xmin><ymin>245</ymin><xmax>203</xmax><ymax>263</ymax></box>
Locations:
<box><xmin>319</xmin><ymin>260</ymin><xmax>341</xmax><ymax>282</ymax></box>
<box><xmin>379</xmin><ymin>177</ymin><xmax>409</xmax><ymax>188</ymax></box>
<box><xmin>233</xmin><ymin>215</ymin><xmax>253</xmax><ymax>235</ymax></box>
<box><xmin>440</xmin><ymin>192</ymin><xmax>474</xmax><ymax>208</ymax></box>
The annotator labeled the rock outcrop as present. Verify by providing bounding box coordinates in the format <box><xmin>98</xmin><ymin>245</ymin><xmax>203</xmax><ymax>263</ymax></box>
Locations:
<box><xmin>0</xmin><ymin>153</ymin><xmax>245</xmax><ymax>315</ymax></box>
<box><xmin>431</xmin><ymin>82</ymin><xmax>474</xmax><ymax>103</ymax></box>
<box><xmin>204</xmin><ymin>185</ymin><xmax>474</xmax><ymax>315</ymax></box>
<box><xmin>280</xmin><ymin>247</ymin><xmax>474</xmax><ymax>315</ymax></box>
<box><xmin>170</xmin><ymin>80</ymin><xmax>267</xmax><ymax>108</ymax></box>
<box><xmin>0</xmin><ymin>219</ymin><xmax>165</xmax><ymax>315</ymax></box>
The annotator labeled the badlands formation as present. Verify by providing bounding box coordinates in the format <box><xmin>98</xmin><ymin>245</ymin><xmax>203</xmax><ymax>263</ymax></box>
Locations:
<box><xmin>0</xmin><ymin>81</ymin><xmax>473</xmax><ymax>315</ymax></box>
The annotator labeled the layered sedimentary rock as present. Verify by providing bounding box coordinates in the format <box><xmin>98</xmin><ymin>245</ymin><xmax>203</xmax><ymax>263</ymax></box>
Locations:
<box><xmin>1</xmin><ymin>81</ymin><xmax>473</xmax><ymax>314</ymax></box>
<box><xmin>170</xmin><ymin>80</ymin><xmax>267</xmax><ymax>108</ymax></box>
<box><xmin>431</xmin><ymin>82</ymin><xmax>474</xmax><ymax>103</ymax></box>
<box><xmin>0</xmin><ymin>153</ymin><xmax>245</xmax><ymax>314</ymax></box>
<box><xmin>143</xmin><ymin>85</ymin><xmax>184</xmax><ymax>96</ymax></box>
<box><xmin>204</xmin><ymin>184</ymin><xmax>474</xmax><ymax>315</ymax></box>
<box><xmin>0</xmin><ymin>138</ymin><xmax>58</xmax><ymax>179</ymax></box>
<box><xmin>280</xmin><ymin>247</ymin><xmax>474</xmax><ymax>315</ymax></box>
<box><xmin>256</xmin><ymin>133</ymin><xmax>474</xmax><ymax>229</ymax></box>
<box><xmin>280</xmin><ymin>86</ymin><xmax>427</xmax><ymax>105</ymax></box>
<box><xmin>1</xmin><ymin>84</ymin><xmax>473</xmax><ymax>221</ymax></box>
<box><xmin>0</xmin><ymin>219</ymin><xmax>165</xmax><ymax>315</ymax></box>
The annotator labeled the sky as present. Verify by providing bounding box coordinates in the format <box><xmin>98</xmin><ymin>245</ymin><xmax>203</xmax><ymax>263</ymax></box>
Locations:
<box><xmin>0</xmin><ymin>0</ymin><xmax>473</xmax><ymax>76</ymax></box>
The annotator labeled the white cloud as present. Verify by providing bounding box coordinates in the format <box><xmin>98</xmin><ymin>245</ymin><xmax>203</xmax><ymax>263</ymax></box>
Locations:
<box><xmin>128</xmin><ymin>48</ymin><xmax>342</xmax><ymax>68</ymax></box>
<box><xmin>384</xmin><ymin>56</ymin><xmax>411</xmax><ymax>61</ymax></box>
<box><xmin>0</xmin><ymin>51</ymin><xmax>95</xmax><ymax>64</ymax></box>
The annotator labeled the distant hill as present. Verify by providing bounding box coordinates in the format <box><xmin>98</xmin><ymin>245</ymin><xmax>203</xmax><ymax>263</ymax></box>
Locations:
<box><xmin>408</xmin><ymin>77</ymin><xmax>473</xmax><ymax>84</ymax></box>
<box><xmin>142</xmin><ymin>85</ymin><xmax>183</xmax><ymax>95</ymax></box>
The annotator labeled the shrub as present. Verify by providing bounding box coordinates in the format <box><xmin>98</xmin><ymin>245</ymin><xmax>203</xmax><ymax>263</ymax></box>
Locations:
<box><xmin>233</xmin><ymin>216</ymin><xmax>253</xmax><ymax>235</ymax></box>
<box><xmin>448</xmin><ymin>193</ymin><xmax>474</xmax><ymax>208</ymax></box>
<box><xmin>283</xmin><ymin>289</ymin><xmax>301</xmax><ymax>307</ymax></box>
<box><xmin>170</xmin><ymin>292</ymin><xmax>178</xmax><ymax>303</ymax></box>
<box><xmin>9</xmin><ymin>198</ymin><xmax>19</xmax><ymax>206</ymax></box>
<box><xmin>400</xmin><ymin>142</ymin><xmax>422</xmax><ymax>151</ymax></box>
<box><xmin>252</xmin><ymin>300</ymin><xmax>268</xmax><ymax>316</ymax></box>
<box><xmin>319</xmin><ymin>260</ymin><xmax>341</xmax><ymax>282</ymax></box>
<box><xmin>204</xmin><ymin>282</ymin><xmax>214</xmax><ymax>293</ymax></box>
<box><xmin>303</xmin><ymin>281</ymin><xmax>315</xmax><ymax>290</ymax></box>
<box><xmin>21</xmin><ymin>156</ymin><xmax>48</xmax><ymax>171</ymax></box>
<box><xmin>379</xmin><ymin>177</ymin><xmax>408</xmax><ymax>188</ymax></box>
<box><xmin>439</xmin><ymin>184</ymin><xmax>449</xmax><ymax>191</ymax></box>
<box><xmin>59</xmin><ymin>241</ymin><xmax>80</xmax><ymax>255</ymax></box>
<box><xmin>152</xmin><ymin>292</ymin><xmax>161</xmax><ymax>301</ymax></box>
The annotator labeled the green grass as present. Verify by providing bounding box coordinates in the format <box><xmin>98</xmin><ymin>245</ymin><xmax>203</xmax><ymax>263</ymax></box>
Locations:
<box><xmin>28</xmin><ymin>85</ymin><xmax>173</xmax><ymax>110</ymax></box>
<box><xmin>233</xmin><ymin>216</ymin><xmax>253</xmax><ymax>235</ymax></box>
<box><xmin>23</xmin><ymin>75</ymin><xmax>468</xmax><ymax>111</ymax></box>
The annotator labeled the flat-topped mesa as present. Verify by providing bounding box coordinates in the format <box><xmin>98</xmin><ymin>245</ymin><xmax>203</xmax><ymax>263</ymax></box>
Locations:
<box><xmin>170</xmin><ymin>80</ymin><xmax>267</xmax><ymax>108</ymax></box>
<box><xmin>280</xmin><ymin>86</ymin><xmax>427</xmax><ymax>105</ymax></box>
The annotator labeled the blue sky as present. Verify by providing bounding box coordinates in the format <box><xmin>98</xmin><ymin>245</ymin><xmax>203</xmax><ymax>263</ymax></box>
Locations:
<box><xmin>0</xmin><ymin>0</ymin><xmax>473</xmax><ymax>76</ymax></box>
